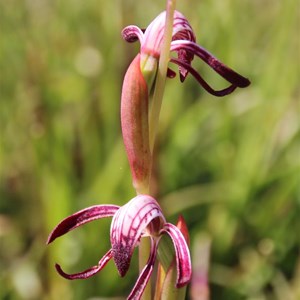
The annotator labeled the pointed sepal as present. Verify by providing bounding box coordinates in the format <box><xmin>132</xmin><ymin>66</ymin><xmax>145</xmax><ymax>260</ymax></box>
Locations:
<box><xmin>47</xmin><ymin>204</ymin><xmax>119</xmax><ymax>244</ymax></box>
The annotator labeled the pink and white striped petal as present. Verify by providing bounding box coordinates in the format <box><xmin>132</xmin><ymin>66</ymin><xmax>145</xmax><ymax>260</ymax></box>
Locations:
<box><xmin>160</xmin><ymin>223</ymin><xmax>192</xmax><ymax>288</ymax></box>
<box><xmin>47</xmin><ymin>204</ymin><xmax>119</xmax><ymax>244</ymax></box>
<box><xmin>110</xmin><ymin>195</ymin><xmax>166</xmax><ymax>276</ymax></box>
<box><xmin>141</xmin><ymin>10</ymin><xmax>195</xmax><ymax>58</ymax></box>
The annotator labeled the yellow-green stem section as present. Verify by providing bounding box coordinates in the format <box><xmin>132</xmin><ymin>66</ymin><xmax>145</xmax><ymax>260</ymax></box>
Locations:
<box><xmin>138</xmin><ymin>186</ymin><xmax>152</xmax><ymax>300</ymax></box>
<box><xmin>149</xmin><ymin>0</ymin><xmax>176</xmax><ymax>153</ymax></box>
<box><xmin>139</xmin><ymin>238</ymin><xmax>152</xmax><ymax>300</ymax></box>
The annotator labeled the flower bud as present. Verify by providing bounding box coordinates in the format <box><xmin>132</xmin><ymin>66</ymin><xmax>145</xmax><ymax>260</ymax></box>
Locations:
<box><xmin>121</xmin><ymin>54</ymin><xmax>151</xmax><ymax>194</ymax></box>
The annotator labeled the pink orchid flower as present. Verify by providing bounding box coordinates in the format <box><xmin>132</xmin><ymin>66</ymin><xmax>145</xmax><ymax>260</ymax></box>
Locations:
<box><xmin>47</xmin><ymin>195</ymin><xmax>191</xmax><ymax>300</ymax></box>
<box><xmin>121</xmin><ymin>11</ymin><xmax>250</xmax><ymax>193</ymax></box>
<box><xmin>122</xmin><ymin>10</ymin><xmax>250</xmax><ymax>96</ymax></box>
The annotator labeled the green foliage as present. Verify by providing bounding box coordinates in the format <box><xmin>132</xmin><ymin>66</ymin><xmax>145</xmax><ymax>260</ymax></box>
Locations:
<box><xmin>0</xmin><ymin>0</ymin><xmax>299</xmax><ymax>299</ymax></box>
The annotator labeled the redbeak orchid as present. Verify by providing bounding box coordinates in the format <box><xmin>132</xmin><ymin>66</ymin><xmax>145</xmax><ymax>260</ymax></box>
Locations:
<box><xmin>122</xmin><ymin>10</ymin><xmax>250</xmax><ymax>96</ymax></box>
<box><xmin>47</xmin><ymin>195</ymin><xmax>191</xmax><ymax>300</ymax></box>
<box><xmin>48</xmin><ymin>6</ymin><xmax>250</xmax><ymax>299</ymax></box>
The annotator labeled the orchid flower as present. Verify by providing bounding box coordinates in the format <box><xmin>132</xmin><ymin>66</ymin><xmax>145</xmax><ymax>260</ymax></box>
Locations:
<box><xmin>47</xmin><ymin>195</ymin><xmax>191</xmax><ymax>300</ymax></box>
<box><xmin>121</xmin><ymin>10</ymin><xmax>250</xmax><ymax>194</ymax></box>
<box><xmin>122</xmin><ymin>10</ymin><xmax>250</xmax><ymax>97</ymax></box>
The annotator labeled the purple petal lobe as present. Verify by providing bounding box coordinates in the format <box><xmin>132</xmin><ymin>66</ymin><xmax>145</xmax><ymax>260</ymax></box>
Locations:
<box><xmin>122</xmin><ymin>25</ymin><xmax>144</xmax><ymax>43</ymax></box>
<box><xmin>47</xmin><ymin>205</ymin><xmax>119</xmax><ymax>244</ymax></box>
<box><xmin>111</xmin><ymin>195</ymin><xmax>165</xmax><ymax>276</ymax></box>
<box><xmin>127</xmin><ymin>239</ymin><xmax>158</xmax><ymax>300</ymax></box>
<box><xmin>55</xmin><ymin>249</ymin><xmax>113</xmax><ymax>280</ymax></box>
<box><xmin>171</xmin><ymin>57</ymin><xmax>237</xmax><ymax>97</ymax></box>
<box><xmin>160</xmin><ymin>223</ymin><xmax>192</xmax><ymax>288</ymax></box>
<box><xmin>171</xmin><ymin>41</ymin><xmax>250</xmax><ymax>88</ymax></box>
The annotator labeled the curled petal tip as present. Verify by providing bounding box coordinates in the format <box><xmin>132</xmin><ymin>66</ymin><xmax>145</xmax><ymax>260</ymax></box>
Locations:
<box><xmin>239</xmin><ymin>77</ymin><xmax>251</xmax><ymax>88</ymax></box>
<box><xmin>207</xmin><ymin>56</ymin><xmax>251</xmax><ymax>88</ymax></box>
<box><xmin>54</xmin><ymin>249</ymin><xmax>113</xmax><ymax>280</ymax></box>
<box><xmin>54</xmin><ymin>263</ymin><xmax>100</xmax><ymax>280</ymax></box>
<box><xmin>122</xmin><ymin>25</ymin><xmax>144</xmax><ymax>43</ymax></box>
<box><xmin>170</xmin><ymin>41</ymin><xmax>250</xmax><ymax>95</ymax></box>
<box><xmin>55</xmin><ymin>263</ymin><xmax>75</xmax><ymax>280</ymax></box>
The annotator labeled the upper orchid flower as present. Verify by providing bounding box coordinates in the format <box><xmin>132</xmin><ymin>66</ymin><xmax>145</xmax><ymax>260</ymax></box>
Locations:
<box><xmin>122</xmin><ymin>10</ymin><xmax>250</xmax><ymax>96</ymax></box>
<box><xmin>47</xmin><ymin>195</ymin><xmax>191</xmax><ymax>300</ymax></box>
<box><xmin>120</xmin><ymin>10</ymin><xmax>251</xmax><ymax>194</ymax></box>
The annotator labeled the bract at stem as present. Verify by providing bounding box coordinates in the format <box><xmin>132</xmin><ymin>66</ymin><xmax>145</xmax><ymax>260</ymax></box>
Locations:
<box><xmin>121</xmin><ymin>54</ymin><xmax>151</xmax><ymax>194</ymax></box>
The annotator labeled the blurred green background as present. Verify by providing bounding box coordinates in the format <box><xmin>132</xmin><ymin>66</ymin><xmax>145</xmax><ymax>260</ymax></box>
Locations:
<box><xmin>0</xmin><ymin>0</ymin><xmax>299</xmax><ymax>299</ymax></box>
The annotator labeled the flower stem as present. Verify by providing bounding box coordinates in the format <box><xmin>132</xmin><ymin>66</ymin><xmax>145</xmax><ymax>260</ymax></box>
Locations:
<box><xmin>138</xmin><ymin>185</ymin><xmax>152</xmax><ymax>300</ymax></box>
<box><xmin>140</xmin><ymin>2</ymin><xmax>177</xmax><ymax>299</ymax></box>
<box><xmin>149</xmin><ymin>0</ymin><xmax>176</xmax><ymax>153</ymax></box>
<box><xmin>139</xmin><ymin>237</ymin><xmax>152</xmax><ymax>300</ymax></box>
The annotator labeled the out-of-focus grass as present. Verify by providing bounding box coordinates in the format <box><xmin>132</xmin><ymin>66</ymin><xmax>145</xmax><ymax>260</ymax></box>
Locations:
<box><xmin>0</xmin><ymin>0</ymin><xmax>299</xmax><ymax>299</ymax></box>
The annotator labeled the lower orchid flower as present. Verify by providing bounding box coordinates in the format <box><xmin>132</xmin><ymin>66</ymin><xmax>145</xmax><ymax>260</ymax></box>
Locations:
<box><xmin>47</xmin><ymin>195</ymin><xmax>191</xmax><ymax>300</ymax></box>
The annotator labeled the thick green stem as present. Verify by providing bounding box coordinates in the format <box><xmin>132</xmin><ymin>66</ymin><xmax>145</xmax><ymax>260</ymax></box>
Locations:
<box><xmin>149</xmin><ymin>0</ymin><xmax>176</xmax><ymax>153</ymax></box>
